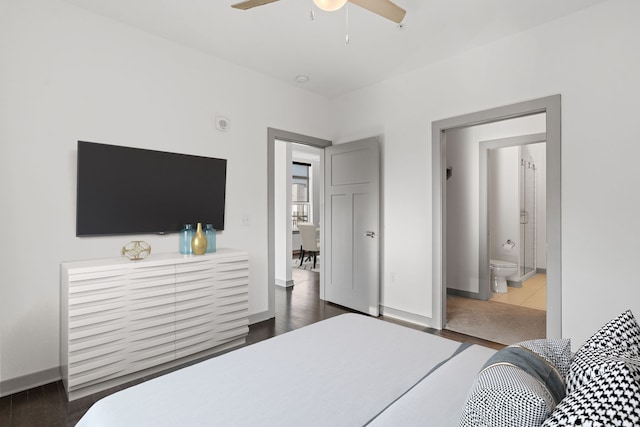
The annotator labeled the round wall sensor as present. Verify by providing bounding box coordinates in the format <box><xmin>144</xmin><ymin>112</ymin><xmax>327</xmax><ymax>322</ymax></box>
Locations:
<box><xmin>215</xmin><ymin>116</ymin><xmax>229</xmax><ymax>132</ymax></box>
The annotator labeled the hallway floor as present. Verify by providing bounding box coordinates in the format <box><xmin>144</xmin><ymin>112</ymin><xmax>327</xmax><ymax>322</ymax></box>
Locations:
<box><xmin>445</xmin><ymin>273</ymin><xmax>547</xmax><ymax>345</ymax></box>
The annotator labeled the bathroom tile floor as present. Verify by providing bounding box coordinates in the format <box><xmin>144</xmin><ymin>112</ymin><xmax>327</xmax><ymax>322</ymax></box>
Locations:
<box><xmin>490</xmin><ymin>273</ymin><xmax>547</xmax><ymax>311</ymax></box>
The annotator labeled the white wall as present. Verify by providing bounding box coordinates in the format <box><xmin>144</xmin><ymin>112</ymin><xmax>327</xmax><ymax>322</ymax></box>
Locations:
<box><xmin>329</xmin><ymin>0</ymin><xmax>640</xmax><ymax>346</ymax></box>
<box><xmin>0</xmin><ymin>0</ymin><xmax>330</xmax><ymax>386</ymax></box>
<box><xmin>444</xmin><ymin>116</ymin><xmax>545</xmax><ymax>294</ymax></box>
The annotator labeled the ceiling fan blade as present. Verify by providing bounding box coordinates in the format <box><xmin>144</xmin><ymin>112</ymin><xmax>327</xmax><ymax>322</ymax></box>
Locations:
<box><xmin>348</xmin><ymin>0</ymin><xmax>406</xmax><ymax>23</ymax></box>
<box><xmin>231</xmin><ymin>0</ymin><xmax>280</xmax><ymax>10</ymax></box>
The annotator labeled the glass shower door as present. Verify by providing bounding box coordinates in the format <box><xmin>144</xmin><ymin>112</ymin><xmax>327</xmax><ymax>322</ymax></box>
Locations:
<box><xmin>519</xmin><ymin>158</ymin><xmax>537</xmax><ymax>277</ymax></box>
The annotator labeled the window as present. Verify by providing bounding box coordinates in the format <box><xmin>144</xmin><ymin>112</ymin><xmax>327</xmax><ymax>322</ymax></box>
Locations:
<box><xmin>292</xmin><ymin>162</ymin><xmax>310</xmax><ymax>230</ymax></box>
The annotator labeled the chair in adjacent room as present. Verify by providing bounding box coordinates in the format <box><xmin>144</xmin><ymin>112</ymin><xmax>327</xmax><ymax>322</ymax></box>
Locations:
<box><xmin>297</xmin><ymin>223</ymin><xmax>320</xmax><ymax>269</ymax></box>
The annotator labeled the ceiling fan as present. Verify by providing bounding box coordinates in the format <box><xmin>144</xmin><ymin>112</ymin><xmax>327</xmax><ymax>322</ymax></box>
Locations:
<box><xmin>231</xmin><ymin>0</ymin><xmax>406</xmax><ymax>24</ymax></box>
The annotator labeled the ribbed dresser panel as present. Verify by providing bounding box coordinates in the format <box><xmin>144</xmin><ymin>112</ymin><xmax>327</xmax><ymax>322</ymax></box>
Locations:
<box><xmin>212</xmin><ymin>254</ymin><xmax>250</xmax><ymax>351</ymax></box>
<box><xmin>61</xmin><ymin>249</ymin><xmax>249</xmax><ymax>400</ymax></box>
<box><xmin>126</xmin><ymin>265</ymin><xmax>177</xmax><ymax>373</ymax></box>
<box><xmin>66</xmin><ymin>268</ymin><xmax>129</xmax><ymax>393</ymax></box>
<box><xmin>175</xmin><ymin>257</ymin><xmax>218</xmax><ymax>358</ymax></box>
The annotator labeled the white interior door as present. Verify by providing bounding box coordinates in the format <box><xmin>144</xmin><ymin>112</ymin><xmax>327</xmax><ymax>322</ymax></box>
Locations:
<box><xmin>324</xmin><ymin>137</ymin><xmax>380</xmax><ymax>315</ymax></box>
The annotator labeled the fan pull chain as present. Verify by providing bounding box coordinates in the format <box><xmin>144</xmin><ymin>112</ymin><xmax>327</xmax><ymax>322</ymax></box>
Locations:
<box><xmin>310</xmin><ymin>1</ymin><xmax>315</xmax><ymax>21</ymax></box>
<box><xmin>345</xmin><ymin>2</ymin><xmax>349</xmax><ymax>44</ymax></box>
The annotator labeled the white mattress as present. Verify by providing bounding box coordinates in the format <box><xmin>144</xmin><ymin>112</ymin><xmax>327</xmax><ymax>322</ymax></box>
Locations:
<box><xmin>369</xmin><ymin>344</ymin><xmax>497</xmax><ymax>426</ymax></box>
<box><xmin>77</xmin><ymin>313</ymin><xmax>487</xmax><ymax>427</ymax></box>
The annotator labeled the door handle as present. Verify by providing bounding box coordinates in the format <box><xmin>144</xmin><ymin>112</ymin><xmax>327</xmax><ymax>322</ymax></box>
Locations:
<box><xmin>365</xmin><ymin>231</ymin><xmax>376</xmax><ymax>238</ymax></box>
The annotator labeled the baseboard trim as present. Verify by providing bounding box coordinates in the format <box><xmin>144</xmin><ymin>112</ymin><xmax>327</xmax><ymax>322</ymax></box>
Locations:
<box><xmin>380</xmin><ymin>306</ymin><xmax>437</xmax><ymax>329</ymax></box>
<box><xmin>275</xmin><ymin>279</ymin><xmax>294</xmax><ymax>288</ymax></box>
<box><xmin>249</xmin><ymin>310</ymin><xmax>274</xmax><ymax>325</ymax></box>
<box><xmin>447</xmin><ymin>288</ymin><xmax>485</xmax><ymax>300</ymax></box>
<box><xmin>0</xmin><ymin>366</ymin><xmax>61</xmax><ymax>398</ymax></box>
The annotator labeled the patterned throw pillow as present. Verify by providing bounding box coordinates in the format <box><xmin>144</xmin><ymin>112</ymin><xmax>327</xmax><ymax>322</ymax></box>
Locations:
<box><xmin>566</xmin><ymin>310</ymin><xmax>640</xmax><ymax>395</ymax></box>
<box><xmin>582</xmin><ymin>309</ymin><xmax>640</xmax><ymax>352</ymax></box>
<box><xmin>519</xmin><ymin>339</ymin><xmax>572</xmax><ymax>380</ymax></box>
<box><xmin>567</xmin><ymin>347</ymin><xmax>640</xmax><ymax>394</ymax></box>
<box><xmin>544</xmin><ymin>310</ymin><xmax>640</xmax><ymax>427</ymax></box>
<box><xmin>460</xmin><ymin>340</ymin><xmax>570</xmax><ymax>427</ymax></box>
<box><xmin>542</xmin><ymin>355</ymin><xmax>640</xmax><ymax>427</ymax></box>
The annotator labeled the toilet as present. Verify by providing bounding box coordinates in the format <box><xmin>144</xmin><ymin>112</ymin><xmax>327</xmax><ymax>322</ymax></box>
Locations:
<box><xmin>490</xmin><ymin>259</ymin><xmax>518</xmax><ymax>293</ymax></box>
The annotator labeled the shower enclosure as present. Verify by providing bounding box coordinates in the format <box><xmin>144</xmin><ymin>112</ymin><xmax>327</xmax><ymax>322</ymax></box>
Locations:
<box><xmin>519</xmin><ymin>155</ymin><xmax>537</xmax><ymax>280</ymax></box>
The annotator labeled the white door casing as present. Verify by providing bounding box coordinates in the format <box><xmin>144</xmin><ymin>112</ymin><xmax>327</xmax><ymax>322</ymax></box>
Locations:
<box><xmin>324</xmin><ymin>137</ymin><xmax>380</xmax><ymax>316</ymax></box>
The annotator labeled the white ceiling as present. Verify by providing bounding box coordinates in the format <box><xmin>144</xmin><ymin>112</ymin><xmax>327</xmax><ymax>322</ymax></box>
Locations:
<box><xmin>63</xmin><ymin>0</ymin><xmax>606</xmax><ymax>98</ymax></box>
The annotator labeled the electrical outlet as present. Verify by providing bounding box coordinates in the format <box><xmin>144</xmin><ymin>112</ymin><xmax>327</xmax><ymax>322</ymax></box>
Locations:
<box><xmin>390</xmin><ymin>272</ymin><xmax>396</xmax><ymax>284</ymax></box>
<box><xmin>240</xmin><ymin>215</ymin><xmax>250</xmax><ymax>227</ymax></box>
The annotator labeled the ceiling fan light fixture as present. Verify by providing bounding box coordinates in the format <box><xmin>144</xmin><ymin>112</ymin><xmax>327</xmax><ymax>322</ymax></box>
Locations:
<box><xmin>313</xmin><ymin>0</ymin><xmax>348</xmax><ymax>12</ymax></box>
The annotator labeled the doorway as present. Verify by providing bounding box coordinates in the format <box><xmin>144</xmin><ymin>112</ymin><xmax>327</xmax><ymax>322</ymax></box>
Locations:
<box><xmin>431</xmin><ymin>95</ymin><xmax>561</xmax><ymax>339</ymax></box>
<box><xmin>444</xmin><ymin>125</ymin><xmax>548</xmax><ymax>344</ymax></box>
<box><xmin>479</xmin><ymin>131</ymin><xmax>548</xmax><ymax>300</ymax></box>
<box><xmin>273</xmin><ymin>141</ymin><xmax>323</xmax><ymax>288</ymax></box>
<box><xmin>485</xmin><ymin>138</ymin><xmax>547</xmax><ymax>290</ymax></box>
<box><xmin>263</xmin><ymin>128</ymin><xmax>331</xmax><ymax>324</ymax></box>
<box><xmin>291</xmin><ymin>144</ymin><xmax>323</xmax><ymax>274</ymax></box>
<box><xmin>267</xmin><ymin>130</ymin><xmax>381</xmax><ymax>323</ymax></box>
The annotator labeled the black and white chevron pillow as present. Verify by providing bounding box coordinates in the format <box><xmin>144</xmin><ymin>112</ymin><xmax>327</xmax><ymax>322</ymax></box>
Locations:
<box><xmin>567</xmin><ymin>347</ymin><xmax>640</xmax><ymax>394</ymax></box>
<box><xmin>544</xmin><ymin>310</ymin><xmax>640</xmax><ymax>426</ymax></box>
<box><xmin>583</xmin><ymin>309</ymin><xmax>640</xmax><ymax>352</ymax></box>
<box><xmin>567</xmin><ymin>310</ymin><xmax>640</xmax><ymax>395</ymax></box>
<box><xmin>542</xmin><ymin>354</ymin><xmax>640</xmax><ymax>427</ymax></box>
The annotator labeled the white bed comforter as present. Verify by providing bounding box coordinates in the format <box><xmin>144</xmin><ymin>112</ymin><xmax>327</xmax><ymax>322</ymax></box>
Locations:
<box><xmin>77</xmin><ymin>313</ymin><xmax>494</xmax><ymax>427</ymax></box>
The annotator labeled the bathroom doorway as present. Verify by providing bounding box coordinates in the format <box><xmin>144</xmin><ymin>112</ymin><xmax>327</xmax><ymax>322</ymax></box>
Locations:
<box><xmin>431</xmin><ymin>95</ymin><xmax>561</xmax><ymax>343</ymax></box>
<box><xmin>481</xmin><ymin>133</ymin><xmax>547</xmax><ymax>297</ymax></box>
<box><xmin>443</xmin><ymin>116</ymin><xmax>548</xmax><ymax>344</ymax></box>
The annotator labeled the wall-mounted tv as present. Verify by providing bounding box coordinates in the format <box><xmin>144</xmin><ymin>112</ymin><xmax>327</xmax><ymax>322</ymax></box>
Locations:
<box><xmin>76</xmin><ymin>141</ymin><xmax>226</xmax><ymax>236</ymax></box>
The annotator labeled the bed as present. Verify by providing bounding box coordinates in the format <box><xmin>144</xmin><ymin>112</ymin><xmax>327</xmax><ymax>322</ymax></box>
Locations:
<box><xmin>76</xmin><ymin>313</ymin><xmax>495</xmax><ymax>426</ymax></box>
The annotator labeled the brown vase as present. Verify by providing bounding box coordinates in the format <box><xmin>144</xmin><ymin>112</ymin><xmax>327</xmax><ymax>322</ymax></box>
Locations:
<box><xmin>191</xmin><ymin>222</ymin><xmax>208</xmax><ymax>255</ymax></box>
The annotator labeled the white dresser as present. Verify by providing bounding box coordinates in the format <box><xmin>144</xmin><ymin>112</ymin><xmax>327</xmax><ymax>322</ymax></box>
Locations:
<box><xmin>60</xmin><ymin>249</ymin><xmax>249</xmax><ymax>400</ymax></box>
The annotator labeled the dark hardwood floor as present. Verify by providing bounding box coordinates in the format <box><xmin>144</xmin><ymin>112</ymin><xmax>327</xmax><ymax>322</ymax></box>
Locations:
<box><xmin>0</xmin><ymin>268</ymin><xmax>502</xmax><ymax>426</ymax></box>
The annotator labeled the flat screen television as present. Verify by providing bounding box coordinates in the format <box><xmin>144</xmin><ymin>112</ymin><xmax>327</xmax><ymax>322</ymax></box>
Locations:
<box><xmin>76</xmin><ymin>141</ymin><xmax>226</xmax><ymax>236</ymax></box>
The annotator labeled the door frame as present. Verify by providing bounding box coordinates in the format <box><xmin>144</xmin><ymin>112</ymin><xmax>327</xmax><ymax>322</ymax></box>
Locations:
<box><xmin>431</xmin><ymin>95</ymin><xmax>562</xmax><ymax>338</ymax></box>
<box><xmin>260</xmin><ymin>128</ymin><xmax>331</xmax><ymax>323</ymax></box>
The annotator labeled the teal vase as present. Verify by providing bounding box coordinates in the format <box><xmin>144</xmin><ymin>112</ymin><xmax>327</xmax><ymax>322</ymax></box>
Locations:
<box><xmin>179</xmin><ymin>224</ymin><xmax>194</xmax><ymax>254</ymax></box>
<box><xmin>205</xmin><ymin>224</ymin><xmax>216</xmax><ymax>253</ymax></box>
